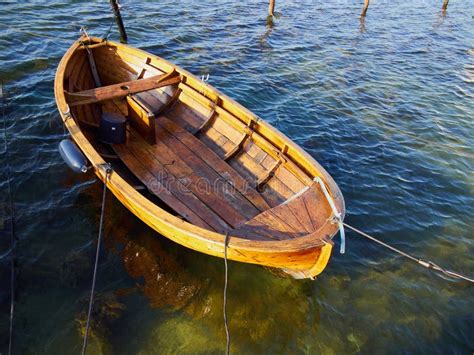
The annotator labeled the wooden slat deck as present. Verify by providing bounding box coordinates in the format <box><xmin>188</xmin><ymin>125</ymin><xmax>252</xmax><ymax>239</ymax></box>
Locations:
<box><xmin>149</xmin><ymin>126</ymin><xmax>258</xmax><ymax>225</ymax></box>
<box><xmin>97</xmin><ymin>69</ymin><xmax>333</xmax><ymax>242</ymax></box>
<box><xmin>96</xmin><ymin>75</ymin><xmax>336</xmax><ymax>243</ymax></box>
<box><xmin>112</xmin><ymin>115</ymin><xmax>276</xmax><ymax>233</ymax></box>
<box><xmin>162</xmin><ymin>98</ymin><xmax>296</xmax><ymax>207</ymax></box>
<box><xmin>113</xmin><ymin>142</ymin><xmax>221</xmax><ymax>231</ymax></box>
<box><xmin>114</xmin><ymin>141</ymin><xmax>233</xmax><ymax>231</ymax></box>
<box><xmin>106</xmin><ymin>87</ymin><xmax>328</xmax><ymax>241</ymax></box>
<box><xmin>111</xmin><ymin>113</ymin><xmax>331</xmax><ymax>242</ymax></box>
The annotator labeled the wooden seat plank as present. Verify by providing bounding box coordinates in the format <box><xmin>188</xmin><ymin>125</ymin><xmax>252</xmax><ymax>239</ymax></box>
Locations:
<box><xmin>258</xmin><ymin>153</ymin><xmax>304</xmax><ymax>195</ymax></box>
<box><xmin>200</xmin><ymin>127</ymin><xmax>235</xmax><ymax>158</ymax></box>
<box><xmin>133</xmin><ymin>88</ymin><xmax>182</xmax><ymax>118</ymax></box>
<box><xmin>66</xmin><ymin>72</ymin><xmax>181</xmax><ymax>106</ymax></box>
<box><xmin>248</xmin><ymin>211</ymin><xmax>302</xmax><ymax>238</ymax></box>
<box><xmin>232</xmin><ymin>185</ymin><xmax>331</xmax><ymax>241</ymax></box>
<box><xmin>244</xmin><ymin>140</ymin><xmax>268</xmax><ymax>164</ymax></box>
<box><xmin>267</xmin><ymin>208</ymin><xmax>305</xmax><ymax>235</ymax></box>
<box><xmin>274</xmin><ymin>167</ymin><xmax>306</xmax><ymax>194</ymax></box>
<box><xmin>177</xmin><ymin>89</ymin><xmax>215</xmax><ymax>121</ymax></box>
<box><xmin>286</xmin><ymin>194</ymin><xmax>315</xmax><ymax>233</ymax></box>
<box><xmin>210</xmin><ymin>112</ymin><xmax>245</xmax><ymax>144</ymax></box>
<box><xmin>166</xmin><ymin>100</ymin><xmax>205</xmax><ymax>132</ymax></box>
<box><xmin>302</xmin><ymin>187</ymin><xmax>330</xmax><ymax>231</ymax></box>
<box><xmin>229</xmin><ymin>153</ymin><xmax>286</xmax><ymax>207</ymax></box>
<box><xmin>147</xmin><ymin>86</ymin><xmax>172</xmax><ymax>103</ymax></box>
<box><xmin>266</xmin><ymin>177</ymin><xmax>295</xmax><ymax>201</ymax></box>
<box><xmin>193</xmin><ymin>109</ymin><xmax>216</xmax><ymax>135</ymax></box>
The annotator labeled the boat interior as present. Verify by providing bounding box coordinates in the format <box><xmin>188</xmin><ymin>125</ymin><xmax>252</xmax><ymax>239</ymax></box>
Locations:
<box><xmin>62</xmin><ymin>39</ymin><xmax>334</xmax><ymax>242</ymax></box>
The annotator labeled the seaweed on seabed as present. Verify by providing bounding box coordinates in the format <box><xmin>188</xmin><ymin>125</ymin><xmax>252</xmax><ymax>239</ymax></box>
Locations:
<box><xmin>76</xmin><ymin>292</ymin><xmax>126</xmax><ymax>355</ymax></box>
<box><xmin>120</xmin><ymin>233</ymin><xmax>204</xmax><ymax>311</ymax></box>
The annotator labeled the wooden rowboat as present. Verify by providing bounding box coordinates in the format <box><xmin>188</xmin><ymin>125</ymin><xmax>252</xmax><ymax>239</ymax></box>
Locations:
<box><xmin>54</xmin><ymin>36</ymin><xmax>345</xmax><ymax>279</ymax></box>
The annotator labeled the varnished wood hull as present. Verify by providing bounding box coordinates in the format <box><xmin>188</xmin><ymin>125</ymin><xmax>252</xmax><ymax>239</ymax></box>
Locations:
<box><xmin>54</xmin><ymin>37</ymin><xmax>345</xmax><ymax>279</ymax></box>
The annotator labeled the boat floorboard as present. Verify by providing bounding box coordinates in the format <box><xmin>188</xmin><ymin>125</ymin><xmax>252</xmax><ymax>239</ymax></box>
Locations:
<box><xmin>112</xmin><ymin>115</ymin><xmax>282</xmax><ymax>238</ymax></box>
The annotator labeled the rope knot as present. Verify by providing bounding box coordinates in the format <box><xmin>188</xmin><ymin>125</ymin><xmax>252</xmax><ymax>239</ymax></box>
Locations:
<box><xmin>330</xmin><ymin>213</ymin><xmax>342</xmax><ymax>225</ymax></box>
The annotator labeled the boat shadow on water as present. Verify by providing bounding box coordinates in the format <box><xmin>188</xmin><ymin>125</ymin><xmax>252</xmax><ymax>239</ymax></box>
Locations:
<box><xmin>67</xmin><ymin>180</ymin><xmax>323</xmax><ymax>353</ymax></box>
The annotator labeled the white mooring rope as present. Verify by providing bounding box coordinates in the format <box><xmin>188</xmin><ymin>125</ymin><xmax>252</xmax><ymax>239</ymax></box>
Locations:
<box><xmin>314</xmin><ymin>175</ymin><xmax>472</xmax><ymax>283</ymax></box>
<box><xmin>343</xmin><ymin>222</ymin><xmax>474</xmax><ymax>283</ymax></box>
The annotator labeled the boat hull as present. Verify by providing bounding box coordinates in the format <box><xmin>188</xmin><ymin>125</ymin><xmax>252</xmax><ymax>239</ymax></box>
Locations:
<box><xmin>54</xmin><ymin>37</ymin><xmax>344</xmax><ymax>279</ymax></box>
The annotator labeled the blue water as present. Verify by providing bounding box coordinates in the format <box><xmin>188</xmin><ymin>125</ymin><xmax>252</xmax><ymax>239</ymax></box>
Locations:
<box><xmin>1</xmin><ymin>1</ymin><xmax>473</xmax><ymax>353</ymax></box>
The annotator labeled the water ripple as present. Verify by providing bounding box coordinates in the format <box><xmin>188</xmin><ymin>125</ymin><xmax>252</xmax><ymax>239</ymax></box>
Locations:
<box><xmin>0</xmin><ymin>0</ymin><xmax>473</xmax><ymax>353</ymax></box>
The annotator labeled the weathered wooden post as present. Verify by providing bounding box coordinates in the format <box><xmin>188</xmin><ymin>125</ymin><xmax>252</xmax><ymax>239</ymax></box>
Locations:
<box><xmin>268</xmin><ymin>0</ymin><xmax>275</xmax><ymax>17</ymax></box>
<box><xmin>359</xmin><ymin>17</ymin><xmax>366</xmax><ymax>33</ymax></box>
<box><xmin>361</xmin><ymin>0</ymin><xmax>369</xmax><ymax>17</ymax></box>
<box><xmin>442</xmin><ymin>0</ymin><xmax>449</xmax><ymax>11</ymax></box>
<box><xmin>109</xmin><ymin>0</ymin><xmax>127</xmax><ymax>44</ymax></box>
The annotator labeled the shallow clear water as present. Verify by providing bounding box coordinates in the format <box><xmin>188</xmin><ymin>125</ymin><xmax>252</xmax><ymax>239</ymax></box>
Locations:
<box><xmin>1</xmin><ymin>1</ymin><xmax>473</xmax><ymax>353</ymax></box>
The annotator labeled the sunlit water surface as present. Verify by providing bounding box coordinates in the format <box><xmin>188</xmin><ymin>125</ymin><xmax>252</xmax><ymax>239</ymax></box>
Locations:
<box><xmin>0</xmin><ymin>1</ymin><xmax>473</xmax><ymax>353</ymax></box>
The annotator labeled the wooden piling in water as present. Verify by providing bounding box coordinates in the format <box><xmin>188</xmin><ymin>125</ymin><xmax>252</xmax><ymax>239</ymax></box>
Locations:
<box><xmin>361</xmin><ymin>0</ymin><xmax>369</xmax><ymax>17</ymax></box>
<box><xmin>109</xmin><ymin>0</ymin><xmax>127</xmax><ymax>44</ymax></box>
<box><xmin>268</xmin><ymin>0</ymin><xmax>275</xmax><ymax>17</ymax></box>
<box><xmin>442</xmin><ymin>0</ymin><xmax>449</xmax><ymax>11</ymax></box>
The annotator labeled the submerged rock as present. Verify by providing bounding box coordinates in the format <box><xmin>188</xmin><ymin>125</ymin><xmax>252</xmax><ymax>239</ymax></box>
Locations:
<box><xmin>138</xmin><ymin>317</ymin><xmax>222</xmax><ymax>354</ymax></box>
<box><xmin>183</xmin><ymin>265</ymin><xmax>318</xmax><ymax>352</ymax></box>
